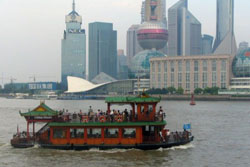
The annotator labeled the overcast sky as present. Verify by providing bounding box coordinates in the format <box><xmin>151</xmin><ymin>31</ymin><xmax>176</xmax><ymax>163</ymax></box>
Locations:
<box><xmin>0</xmin><ymin>0</ymin><xmax>249</xmax><ymax>84</ymax></box>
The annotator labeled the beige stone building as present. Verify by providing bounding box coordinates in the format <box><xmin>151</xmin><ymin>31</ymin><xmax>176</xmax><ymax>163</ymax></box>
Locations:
<box><xmin>150</xmin><ymin>55</ymin><xmax>232</xmax><ymax>93</ymax></box>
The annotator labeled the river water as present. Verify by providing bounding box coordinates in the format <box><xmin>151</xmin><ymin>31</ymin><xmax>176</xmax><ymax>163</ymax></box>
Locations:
<box><xmin>0</xmin><ymin>98</ymin><xmax>250</xmax><ymax>167</ymax></box>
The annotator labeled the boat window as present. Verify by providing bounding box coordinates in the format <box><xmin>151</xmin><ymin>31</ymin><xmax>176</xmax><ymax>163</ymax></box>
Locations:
<box><xmin>53</xmin><ymin>129</ymin><xmax>66</xmax><ymax>139</ymax></box>
<box><xmin>70</xmin><ymin>129</ymin><xmax>84</xmax><ymax>138</ymax></box>
<box><xmin>105</xmin><ymin>128</ymin><xmax>119</xmax><ymax>138</ymax></box>
<box><xmin>151</xmin><ymin>126</ymin><xmax>154</xmax><ymax>131</ymax></box>
<box><xmin>141</xmin><ymin>105</ymin><xmax>145</xmax><ymax>113</ymax></box>
<box><xmin>148</xmin><ymin>105</ymin><xmax>153</xmax><ymax>113</ymax></box>
<box><xmin>87</xmin><ymin>128</ymin><xmax>101</xmax><ymax>138</ymax></box>
<box><xmin>123</xmin><ymin>128</ymin><xmax>136</xmax><ymax>138</ymax></box>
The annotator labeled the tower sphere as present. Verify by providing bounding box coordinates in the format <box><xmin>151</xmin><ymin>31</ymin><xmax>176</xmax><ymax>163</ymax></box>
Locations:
<box><xmin>137</xmin><ymin>21</ymin><xmax>168</xmax><ymax>50</ymax></box>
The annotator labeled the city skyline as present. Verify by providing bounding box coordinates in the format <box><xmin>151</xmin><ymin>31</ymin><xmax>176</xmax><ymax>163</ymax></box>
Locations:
<box><xmin>0</xmin><ymin>0</ymin><xmax>249</xmax><ymax>83</ymax></box>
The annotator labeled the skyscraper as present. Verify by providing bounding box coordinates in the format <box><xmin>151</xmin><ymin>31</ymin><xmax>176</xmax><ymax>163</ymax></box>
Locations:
<box><xmin>168</xmin><ymin>0</ymin><xmax>201</xmax><ymax>56</ymax></box>
<box><xmin>213</xmin><ymin>0</ymin><xmax>237</xmax><ymax>55</ymax></box>
<box><xmin>126</xmin><ymin>25</ymin><xmax>143</xmax><ymax>67</ymax></box>
<box><xmin>202</xmin><ymin>35</ymin><xmax>214</xmax><ymax>55</ymax></box>
<box><xmin>239</xmin><ymin>41</ymin><xmax>249</xmax><ymax>50</ymax></box>
<box><xmin>117</xmin><ymin>50</ymin><xmax>128</xmax><ymax>80</ymax></box>
<box><xmin>88</xmin><ymin>22</ymin><xmax>117</xmax><ymax>81</ymax></box>
<box><xmin>61</xmin><ymin>0</ymin><xmax>86</xmax><ymax>88</ymax></box>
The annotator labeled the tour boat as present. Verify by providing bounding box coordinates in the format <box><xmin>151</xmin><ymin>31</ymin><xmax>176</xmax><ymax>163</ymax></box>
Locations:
<box><xmin>11</xmin><ymin>95</ymin><xmax>194</xmax><ymax>150</ymax></box>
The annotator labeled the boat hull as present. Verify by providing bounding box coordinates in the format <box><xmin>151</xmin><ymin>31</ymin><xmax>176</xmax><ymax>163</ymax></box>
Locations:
<box><xmin>40</xmin><ymin>136</ymin><xmax>194</xmax><ymax>151</ymax></box>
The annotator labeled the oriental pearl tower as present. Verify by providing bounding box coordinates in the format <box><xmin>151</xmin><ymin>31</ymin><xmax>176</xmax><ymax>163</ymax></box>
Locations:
<box><xmin>130</xmin><ymin>0</ymin><xmax>168</xmax><ymax>78</ymax></box>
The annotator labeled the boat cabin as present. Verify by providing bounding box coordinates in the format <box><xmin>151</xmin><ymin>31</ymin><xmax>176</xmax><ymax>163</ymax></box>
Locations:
<box><xmin>37</xmin><ymin>96</ymin><xmax>165</xmax><ymax>147</ymax></box>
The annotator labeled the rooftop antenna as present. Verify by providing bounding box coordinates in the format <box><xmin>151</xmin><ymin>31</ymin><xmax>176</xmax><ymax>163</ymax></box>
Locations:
<box><xmin>72</xmin><ymin>0</ymin><xmax>75</xmax><ymax>11</ymax></box>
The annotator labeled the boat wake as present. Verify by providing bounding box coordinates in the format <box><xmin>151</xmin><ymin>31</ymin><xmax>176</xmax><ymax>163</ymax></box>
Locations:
<box><xmin>157</xmin><ymin>143</ymin><xmax>194</xmax><ymax>151</ymax></box>
<box><xmin>84</xmin><ymin>148</ymin><xmax>140</xmax><ymax>153</ymax></box>
<box><xmin>0</xmin><ymin>143</ymin><xmax>11</xmax><ymax>148</ymax></box>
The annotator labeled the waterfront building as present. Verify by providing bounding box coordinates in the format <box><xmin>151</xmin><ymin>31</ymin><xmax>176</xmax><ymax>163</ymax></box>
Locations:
<box><xmin>150</xmin><ymin>54</ymin><xmax>232</xmax><ymax>93</ymax></box>
<box><xmin>232</xmin><ymin>48</ymin><xmax>250</xmax><ymax>77</ymax></box>
<box><xmin>88</xmin><ymin>22</ymin><xmax>117</xmax><ymax>81</ymax></box>
<box><xmin>130</xmin><ymin>50</ymin><xmax>165</xmax><ymax>78</ymax></box>
<box><xmin>202</xmin><ymin>35</ymin><xmax>214</xmax><ymax>55</ymax></box>
<box><xmin>61</xmin><ymin>0</ymin><xmax>86</xmax><ymax>88</ymax></box>
<box><xmin>66</xmin><ymin>76</ymin><xmax>150</xmax><ymax>95</ymax></box>
<box><xmin>239</xmin><ymin>41</ymin><xmax>249</xmax><ymax>51</ymax></box>
<box><xmin>126</xmin><ymin>25</ymin><xmax>143</xmax><ymax>67</ymax></box>
<box><xmin>117</xmin><ymin>50</ymin><xmax>129</xmax><ymax>80</ymax></box>
<box><xmin>168</xmin><ymin>0</ymin><xmax>201</xmax><ymax>56</ymax></box>
<box><xmin>213</xmin><ymin>0</ymin><xmax>237</xmax><ymax>55</ymax></box>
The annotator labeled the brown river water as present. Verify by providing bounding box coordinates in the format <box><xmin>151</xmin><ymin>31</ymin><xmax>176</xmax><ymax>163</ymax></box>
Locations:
<box><xmin>0</xmin><ymin>98</ymin><xmax>250</xmax><ymax>167</ymax></box>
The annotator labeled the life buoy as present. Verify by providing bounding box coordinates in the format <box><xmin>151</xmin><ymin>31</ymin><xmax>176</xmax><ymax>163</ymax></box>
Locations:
<box><xmin>116</xmin><ymin>115</ymin><xmax>123</xmax><ymax>122</ymax></box>
<box><xmin>99</xmin><ymin>116</ymin><xmax>106</xmax><ymax>123</ymax></box>
<box><xmin>82</xmin><ymin>116</ymin><xmax>89</xmax><ymax>123</ymax></box>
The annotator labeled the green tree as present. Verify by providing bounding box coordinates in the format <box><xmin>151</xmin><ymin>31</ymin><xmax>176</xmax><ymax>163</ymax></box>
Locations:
<box><xmin>176</xmin><ymin>87</ymin><xmax>184</xmax><ymax>95</ymax></box>
<box><xmin>203</xmin><ymin>87</ymin><xmax>211</xmax><ymax>94</ymax></box>
<box><xmin>211</xmin><ymin>87</ymin><xmax>219</xmax><ymax>95</ymax></box>
<box><xmin>194</xmin><ymin>88</ymin><xmax>203</xmax><ymax>95</ymax></box>
<box><xmin>167</xmin><ymin>87</ymin><xmax>176</xmax><ymax>94</ymax></box>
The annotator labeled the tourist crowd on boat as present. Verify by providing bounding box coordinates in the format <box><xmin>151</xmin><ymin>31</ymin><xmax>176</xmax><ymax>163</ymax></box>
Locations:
<box><xmin>57</xmin><ymin>106</ymin><xmax>166</xmax><ymax>123</ymax></box>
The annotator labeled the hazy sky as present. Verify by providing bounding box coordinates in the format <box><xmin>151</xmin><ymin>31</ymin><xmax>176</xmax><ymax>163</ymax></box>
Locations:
<box><xmin>0</xmin><ymin>0</ymin><xmax>249</xmax><ymax>84</ymax></box>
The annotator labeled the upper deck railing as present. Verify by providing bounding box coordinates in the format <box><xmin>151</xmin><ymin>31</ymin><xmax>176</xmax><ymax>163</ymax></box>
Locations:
<box><xmin>56</xmin><ymin>110</ymin><xmax>165</xmax><ymax>124</ymax></box>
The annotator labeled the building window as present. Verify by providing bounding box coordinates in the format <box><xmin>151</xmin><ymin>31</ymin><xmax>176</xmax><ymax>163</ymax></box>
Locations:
<box><xmin>164</xmin><ymin>73</ymin><xmax>168</xmax><ymax>88</ymax></box>
<box><xmin>186</xmin><ymin>61</ymin><xmax>190</xmax><ymax>72</ymax></box>
<box><xmin>194</xmin><ymin>72</ymin><xmax>199</xmax><ymax>89</ymax></box>
<box><xmin>186</xmin><ymin>83</ymin><xmax>190</xmax><ymax>90</ymax></box>
<box><xmin>105</xmin><ymin>128</ymin><xmax>119</xmax><ymax>138</ymax></box>
<box><xmin>186</xmin><ymin>73</ymin><xmax>190</xmax><ymax>82</ymax></box>
<box><xmin>123</xmin><ymin>128</ymin><xmax>136</xmax><ymax>138</ymax></box>
<box><xmin>202</xmin><ymin>72</ymin><xmax>208</xmax><ymax>88</ymax></box>
<box><xmin>221</xmin><ymin>72</ymin><xmax>227</xmax><ymax>89</ymax></box>
<box><xmin>70</xmin><ymin>129</ymin><xmax>84</xmax><ymax>138</ymax></box>
<box><xmin>194</xmin><ymin>60</ymin><xmax>199</xmax><ymax>72</ymax></box>
<box><xmin>212</xmin><ymin>60</ymin><xmax>217</xmax><ymax>71</ymax></box>
<box><xmin>171</xmin><ymin>73</ymin><xmax>175</xmax><ymax>87</ymax></box>
<box><xmin>178</xmin><ymin>73</ymin><xmax>182</xmax><ymax>88</ymax></box>
<box><xmin>164</xmin><ymin>62</ymin><xmax>168</xmax><ymax>88</ymax></box>
<box><xmin>87</xmin><ymin>128</ymin><xmax>101</xmax><ymax>138</ymax></box>
<box><xmin>164</xmin><ymin>62</ymin><xmax>168</xmax><ymax>73</ymax></box>
<box><xmin>158</xmin><ymin>73</ymin><xmax>161</xmax><ymax>88</ymax></box>
<box><xmin>171</xmin><ymin>61</ymin><xmax>175</xmax><ymax>87</ymax></box>
<box><xmin>53</xmin><ymin>129</ymin><xmax>66</xmax><ymax>139</ymax></box>
<box><xmin>221</xmin><ymin>60</ymin><xmax>226</xmax><ymax>72</ymax></box>
<box><xmin>203</xmin><ymin>60</ymin><xmax>208</xmax><ymax>71</ymax></box>
<box><xmin>194</xmin><ymin>83</ymin><xmax>199</xmax><ymax>89</ymax></box>
<box><xmin>212</xmin><ymin>70</ymin><xmax>217</xmax><ymax>87</ymax></box>
<box><xmin>152</xmin><ymin>63</ymin><xmax>155</xmax><ymax>72</ymax></box>
<box><xmin>151</xmin><ymin>74</ymin><xmax>155</xmax><ymax>88</ymax></box>
<box><xmin>171</xmin><ymin>61</ymin><xmax>175</xmax><ymax>72</ymax></box>
<box><xmin>158</xmin><ymin>62</ymin><xmax>161</xmax><ymax>72</ymax></box>
<box><xmin>194</xmin><ymin>73</ymin><xmax>199</xmax><ymax>82</ymax></box>
<box><xmin>178</xmin><ymin>61</ymin><xmax>182</xmax><ymax>72</ymax></box>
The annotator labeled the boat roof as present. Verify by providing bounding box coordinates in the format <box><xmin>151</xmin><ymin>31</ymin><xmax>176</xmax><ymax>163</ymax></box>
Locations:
<box><xmin>48</xmin><ymin>121</ymin><xmax>166</xmax><ymax>127</ymax></box>
<box><xmin>20</xmin><ymin>102</ymin><xmax>58</xmax><ymax>117</ymax></box>
<box><xmin>105</xmin><ymin>96</ymin><xmax>161</xmax><ymax>104</ymax></box>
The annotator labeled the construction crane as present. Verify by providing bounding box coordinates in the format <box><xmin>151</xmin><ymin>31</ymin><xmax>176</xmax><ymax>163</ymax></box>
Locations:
<box><xmin>29</xmin><ymin>75</ymin><xmax>55</xmax><ymax>83</ymax></box>
<box><xmin>0</xmin><ymin>77</ymin><xmax>17</xmax><ymax>84</ymax></box>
